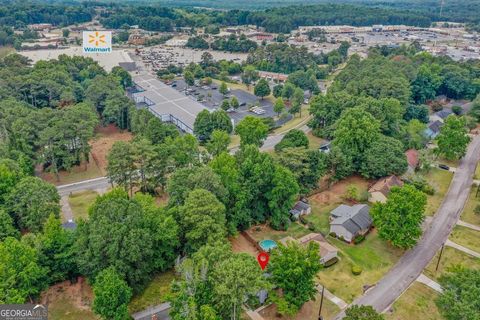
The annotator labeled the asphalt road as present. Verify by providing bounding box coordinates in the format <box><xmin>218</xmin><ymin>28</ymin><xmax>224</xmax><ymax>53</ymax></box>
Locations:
<box><xmin>56</xmin><ymin>176</ymin><xmax>110</xmax><ymax>196</ymax></box>
<box><xmin>334</xmin><ymin>134</ymin><xmax>480</xmax><ymax>319</ymax></box>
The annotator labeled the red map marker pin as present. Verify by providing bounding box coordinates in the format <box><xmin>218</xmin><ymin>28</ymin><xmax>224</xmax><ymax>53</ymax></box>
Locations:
<box><xmin>257</xmin><ymin>252</ymin><xmax>270</xmax><ymax>270</ymax></box>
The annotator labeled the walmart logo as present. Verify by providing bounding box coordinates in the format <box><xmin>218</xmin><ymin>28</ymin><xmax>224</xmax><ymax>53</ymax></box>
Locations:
<box><xmin>83</xmin><ymin>31</ymin><xmax>112</xmax><ymax>53</ymax></box>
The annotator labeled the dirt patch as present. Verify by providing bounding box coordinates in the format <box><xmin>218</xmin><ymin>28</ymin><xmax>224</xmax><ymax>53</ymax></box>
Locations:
<box><xmin>38</xmin><ymin>125</ymin><xmax>133</xmax><ymax>186</ymax></box>
<box><xmin>309</xmin><ymin>175</ymin><xmax>372</xmax><ymax>206</ymax></box>
<box><xmin>41</xmin><ymin>277</ymin><xmax>95</xmax><ymax>315</ymax></box>
<box><xmin>90</xmin><ymin>124</ymin><xmax>133</xmax><ymax>171</ymax></box>
<box><xmin>230</xmin><ymin>233</ymin><xmax>259</xmax><ymax>257</ymax></box>
<box><xmin>259</xmin><ymin>295</ymin><xmax>319</xmax><ymax>320</ymax></box>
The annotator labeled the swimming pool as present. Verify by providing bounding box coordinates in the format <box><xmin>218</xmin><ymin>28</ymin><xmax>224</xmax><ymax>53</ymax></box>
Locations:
<box><xmin>259</xmin><ymin>239</ymin><xmax>277</xmax><ymax>252</ymax></box>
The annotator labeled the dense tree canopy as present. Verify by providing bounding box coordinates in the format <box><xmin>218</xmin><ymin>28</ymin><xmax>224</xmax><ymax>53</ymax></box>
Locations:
<box><xmin>93</xmin><ymin>267</ymin><xmax>132</xmax><ymax>320</ymax></box>
<box><xmin>269</xmin><ymin>241</ymin><xmax>321</xmax><ymax>315</ymax></box>
<box><xmin>75</xmin><ymin>189</ymin><xmax>179</xmax><ymax>289</ymax></box>
<box><xmin>371</xmin><ymin>184</ymin><xmax>427</xmax><ymax>249</ymax></box>
<box><xmin>436</xmin><ymin>116</ymin><xmax>470</xmax><ymax>160</ymax></box>
<box><xmin>436</xmin><ymin>268</ymin><xmax>480</xmax><ymax>320</ymax></box>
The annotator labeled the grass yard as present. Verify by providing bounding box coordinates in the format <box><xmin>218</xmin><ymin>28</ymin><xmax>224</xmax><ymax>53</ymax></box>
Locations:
<box><xmin>273</xmin><ymin>105</ymin><xmax>311</xmax><ymax>134</ymax></box>
<box><xmin>228</xmin><ymin>134</ymin><xmax>241</xmax><ymax>149</ymax></box>
<box><xmin>386</xmin><ymin>282</ymin><xmax>442</xmax><ymax>320</ymax></box>
<box><xmin>317</xmin><ymin>231</ymin><xmax>403</xmax><ymax>303</ymax></box>
<box><xmin>247</xmin><ymin>223</ymin><xmax>311</xmax><ymax>242</ymax></box>
<box><xmin>307</xmin><ymin>132</ymin><xmax>326</xmax><ymax>150</ymax></box>
<box><xmin>0</xmin><ymin>46</ymin><xmax>14</xmax><ymax>59</ymax></box>
<box><xmin>460</xmin><ymin>187</ymin><xmax>480</xmax><ymax>226</ymax></box>
<box><xmin>68</xmin><ymin>190</ymin><xmax>98</xmax><ymax>221</ymax></box>
<box><xmin>128</xmin><ymin>270</ymin><xmax>176</xmax><ymax>314</ymax></box>
<box><xmin>48</xmin><ymin>296</ymin><xmax>98</xmax><ymax>320</ymax></box>
<box><xmin>449</xmin><ymin>226</ymin><xmax>480</xmax><ymax>253</ymax></box>
<box><xmin>304</xmin><ymin>203</ymin><xmax>338</xmax><ymax>235</ymax></box>
<box><xmin>424</xmin><ymin>246</ymin><xmax>480</xmax><ymax>281</ymax></box>
<box><xmin>423</xmin><ymin>168</ymin><xmax>454</xmax><ymax>216</ymax></box>
<box><xmin>474</xmin><ymin>163</ymin><xmax>480</xmax><ymax>180</ymax></box>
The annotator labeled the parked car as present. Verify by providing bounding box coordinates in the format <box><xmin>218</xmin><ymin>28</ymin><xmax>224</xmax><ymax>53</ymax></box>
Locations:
<box><xmin>439</xmin><ymin>164</ymin><xmax>450</xmax><ymax>171</ymax></box>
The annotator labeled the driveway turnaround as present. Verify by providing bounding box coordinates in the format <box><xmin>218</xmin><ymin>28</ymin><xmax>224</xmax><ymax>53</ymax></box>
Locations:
<box><xmin>334</xmin><ymin>135</ymin><xmax>480</xmax><ymax>318</ymax></box>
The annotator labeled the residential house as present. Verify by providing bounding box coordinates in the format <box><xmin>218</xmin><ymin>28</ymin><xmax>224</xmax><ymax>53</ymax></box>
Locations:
<box><xmin>405</xmin><ymin>149</ymin><xmax>419</xmax><ymax>174</ymax></box>
<box><xmin>289</xmin><ymin>200</ymin><xmax>311</xmax><ymax>220</ymax></box>
<box><xmin>330</xmin><ymin>204</ymin><xmax>372</xmax><ymax>242</ymax></box>
<box><xmin>368</xmin><ymin>175</ymin><xmax>404</xmax><ymax>203</ymax></box>
<box><xmin>425</xmin><ymin>120</ymin><xmax>443</xmax><ymax>139</ymax></box>
<box><xmin>279</xmin><ymin>233</ymin><xmax>338</xmax><ymax>266</ymax></box>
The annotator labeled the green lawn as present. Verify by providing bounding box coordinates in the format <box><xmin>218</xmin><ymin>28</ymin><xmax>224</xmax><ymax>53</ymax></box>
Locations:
<box><xmin>0</xmin><ymin>47</ymin><xmax>14</xmax><ymax>59</ymax></box>
<box><xmin>68</xmin><ymin>190</ymin><xmax>99</xmax><ymax>221</ymax></box>
<box><xmin>307</xmin><ymin>132</ymin><xmax>326</xmax><ymax>150</ymax></box>
<box><xmin>474</xmin><ymin>163</ymin><xmax>480</xmax><ymax>180</ymax></box>
<box><xmin>248</xmin><ymin>223</ymin><xmax>311</xmax><ymax>242</ymax></box>
<box><xmin>304</xmin><ymin>203</ymin><xmax>339</xmax><ymax>235</ymax></box>
<box><xmin>48</xmin><ymin>295</ymin><xmax>98</xmax><ymax>320</ymax></box>
<box><xmin>317</xmin><ymin>232</ymin><xmax>403</xmax><ymax>303</ymax></box>
<box><xmin>129</xmin><ymin>270</ymin><xmax>176</xmax><ymax>314</ymax></box>
<box><xmin>386</xmin><ymin>282</ymin><xmax>442</xmax><ymax>320</ymax></box>
<box><xmin>449</xmin><ymin>226</ymin><xmax>480</xmax><ymax>253</ymax></box>
<box><xmin>424</xmin><ymin>246</ymin><xmax>480</xmax><ymax>281</ymax></box>
<box><xmin>423</xmin><ymin>169</ymin><xmax>454</xmax><ymax>216</ymax></box>
<box><xmin>460</xmin><ymin>187</ymin><xmax>480</xmax><ymax>226</ymax></box>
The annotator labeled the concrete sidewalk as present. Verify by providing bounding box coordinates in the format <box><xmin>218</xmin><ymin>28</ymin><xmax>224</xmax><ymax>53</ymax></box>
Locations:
<box><xmin>457</xmin><ymin>220</ymin><xmax>480</xmax><ymax>232</ymax></box>
<box><xmin>445</xmin><ymin>239</ymin><xmax>480</xmax><ymax>258</ymax></box>
<box><xmin>416</xmin><ymin>274</ymin><xmax>443</xmax><ymax>293</ymax></box>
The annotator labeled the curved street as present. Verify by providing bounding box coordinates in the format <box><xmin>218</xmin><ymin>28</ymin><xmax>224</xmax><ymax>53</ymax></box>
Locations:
<box><xmin>335</xmin><ymin>134</ymin><xmax>480</xmax><ymax>319</ymax></box>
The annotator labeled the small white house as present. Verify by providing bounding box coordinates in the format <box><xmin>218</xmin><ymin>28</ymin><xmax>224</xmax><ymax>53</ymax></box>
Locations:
<box><xmin>289</xmin><ymin>200</ymin><xmax>311</xmax><ymax>220</ymax></box>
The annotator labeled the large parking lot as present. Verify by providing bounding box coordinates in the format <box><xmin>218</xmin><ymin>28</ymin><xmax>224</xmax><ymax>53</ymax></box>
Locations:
<box><xmin>173</xmin><ymin>79</ymin><xmax>279</xmax><ymax>124</ymax></box>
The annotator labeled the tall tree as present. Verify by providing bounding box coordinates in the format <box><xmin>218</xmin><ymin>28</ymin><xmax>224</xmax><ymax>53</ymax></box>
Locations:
<box><xmin>6</xmin><ymin>177</ymin><xmax>60</xmax><ymax>233</ymax></box>
<box><xmin>273</xmin><ymin>97</ymin><xmax>285</xmax><ymax>116</ymax></box>
<box><xmin>178</xmin><ymin>189</ymin><xmax>226</xmax><ymax>254</ymax></box>
<box><xmin>436</xmin><ymin>267</ymin><xmax>480</xmax><ymax>320</ymax></box>
<box><xmin>360</xmin><ymin>136</ymin><xmax>408</xmax><ymax>179</ymax></box>
<box><xmin>371</xmin><ymin>184</ymin><xmax>427</xmax><ymax>249</ymax></box>
<box><xmin>92</xmin><ymin>267</ymin><xmax>132</xmax><ymax>320</ymax></box>
<box><xmin>37</xmin><ymin>214</ymin><xmax>76</xmax><ymax>284</ymax></box>
<box><xmin>107</xmin><ymin>141</ymin><xmax>136</xmax><ymax>194</ymax></box>
<box><xmin>436</xmin><ymin>116</ymin><xmax>470</xmax><ymax>160</ymax></box>
<box><xmin>206</xmin><ymin>130</ymin><xmax>230</xmax><ymax>157</ymax></box>
<box><xmin>254</xmin><ymin>79</ymin><xmax>271</xmax><ymax>100</ymax></box>
<box><xmin>235</xmin><ymin>116</ymin><xmax>269</xmax><ymax>147</ymax></box>
<box><xmin>0</xmin><ymin>209</ymin><xmax>19</xmax><ymax>241</ymax></box>
<box><xmin>269</xmin><ymin>241</ymin><xmax>321</xmax><ymax>315</ymax></box>
<box><xmin>75</xmin><ymin>189</ymin><xmax>178</xmax><ymax>289</ymax></box>
<box><xmin>0</xmin><ymin>237</ymin><xmax>47</xmax><ymax>303</ymax></box>
<box><xmin>267</xmin><ymin>165</ymin><xmax>299</xmax><ymax>230</ymax></box>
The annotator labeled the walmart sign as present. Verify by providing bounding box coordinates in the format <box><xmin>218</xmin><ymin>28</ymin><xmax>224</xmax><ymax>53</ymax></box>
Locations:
<box><xmin>82</xmin><ymin>31</ymin><xmax>112</xmax><ymax>53</ymax></box>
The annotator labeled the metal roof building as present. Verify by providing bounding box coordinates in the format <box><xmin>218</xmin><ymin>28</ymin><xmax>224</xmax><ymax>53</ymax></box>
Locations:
<box><xmin>132</xmin><ymin>74</ymin><xmax>207</xmax><ymax>134</ymax></box>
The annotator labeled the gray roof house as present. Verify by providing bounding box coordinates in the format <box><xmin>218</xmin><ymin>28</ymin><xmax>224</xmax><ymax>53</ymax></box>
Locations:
<box><xmin>329</xmin><ymin>204</ymin><xmax>372</xmax><ymax>242</ymax></box>
<box><xmin>289</xmin><ymin>200</ymin><xmax>311</xmax><ymax>220</ymax></box>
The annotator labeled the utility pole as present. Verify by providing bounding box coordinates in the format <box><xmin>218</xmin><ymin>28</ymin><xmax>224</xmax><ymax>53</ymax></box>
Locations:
<box><xmin>435</xmin><ymin>243</ymin><xmax>445</xmax><ymax>272</ymax></box>
<box><xmin>318</xmin><ymin>285</ymin><xmax>325</xmax><ymax>320</ymax></box>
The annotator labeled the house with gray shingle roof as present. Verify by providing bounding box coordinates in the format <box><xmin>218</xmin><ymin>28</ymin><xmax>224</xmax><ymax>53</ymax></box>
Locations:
<box><xmin>329</xmin><ymin>204</ymin><xmax>372</xmax><ymax>242</ymax></box>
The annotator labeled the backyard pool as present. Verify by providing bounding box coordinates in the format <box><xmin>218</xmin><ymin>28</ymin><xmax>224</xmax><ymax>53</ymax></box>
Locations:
<box><xmin>259</xmin><ymin>239</ymin><xmax>278</xmax><ymax>252</ymax></box>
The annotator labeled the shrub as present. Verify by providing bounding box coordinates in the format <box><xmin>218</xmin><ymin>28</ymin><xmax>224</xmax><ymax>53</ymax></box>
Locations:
<box><xmin>475</xmin><ymin>205</ymin><xmax>480</xmax><ymax>215</ymax></box>
<box><xmin>329</xmin><ymin>232</ymin><xmax>337</xmax><ymax>238</ymax></box>
<box><xmin>323</xmin><ymin>257</ymin><xmax>339</xmax><ymax>268</ymax></box>
<box><xmin>299</xmin><ymin>216</ymin><xmax>308</xmax><ymax>225</ymax></box>
<box><xmin>452</xmin><ymin>105</ymin><xmax>462</xmax><ymax>115</ymax></box>
<box><xmin>351</xmin><ymin>265</ymin><xmax>362</xmax><ymax>276</ymax></box>
<box><xmin>307</xmin><ymin>222</ymin><xmax>316</xmax><ymax>231</ymax></box>
<box><xmin>410</xmin><ymin>177</ymin><xmax>435</xmax><ymax>195</ymax></box>
<box><xmin>353</xmin><ymin>235</ymin><xmax>365</xmax><ymax>244</ymax></box>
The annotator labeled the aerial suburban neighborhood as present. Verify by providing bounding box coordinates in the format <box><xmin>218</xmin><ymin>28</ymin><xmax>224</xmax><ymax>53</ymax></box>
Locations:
<box><xmin>0</xmin><ymin>0</ymin><xmax>479</xmax><ymax>320</ymax></box>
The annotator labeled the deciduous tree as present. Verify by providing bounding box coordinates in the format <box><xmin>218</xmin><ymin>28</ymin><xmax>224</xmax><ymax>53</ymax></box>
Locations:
<box><xmin>437</xmin><ymin>116</ymin><xmax>470</xmax><ymax>160</ymax></box>
<box><xmin>371</xmin><ymin>184</ymin><xmax>426</xmax><ymax>249</ymax></box>
<box><xmin>93</xmin><ymin>267</ymin><xmax>132</xmax><ymax>320</ymax></box>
